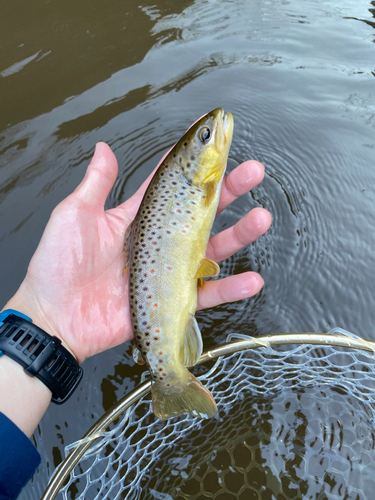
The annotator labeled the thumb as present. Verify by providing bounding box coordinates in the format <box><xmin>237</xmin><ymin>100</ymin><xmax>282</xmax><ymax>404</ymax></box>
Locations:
<box><xmin>74</xmin><ymin>142</ymin><xmax>118</xmax><ymax>209</ymax></box>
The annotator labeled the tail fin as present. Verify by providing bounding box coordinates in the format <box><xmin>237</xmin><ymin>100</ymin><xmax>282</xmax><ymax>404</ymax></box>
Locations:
<box><xmin>152</xmin><ymin>370</ymin><xmax>217</xmax><ymax>420</ymax></box>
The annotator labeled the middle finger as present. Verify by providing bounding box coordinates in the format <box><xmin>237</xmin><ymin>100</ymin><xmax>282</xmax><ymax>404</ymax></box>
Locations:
<box><xmin>206</xmin><ymin>207</ymin><xmax>272</xmax><ymax>263</ymax></box>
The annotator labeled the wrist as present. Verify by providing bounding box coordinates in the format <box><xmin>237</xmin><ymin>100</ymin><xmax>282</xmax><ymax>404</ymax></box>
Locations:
<box><xmin>0</xmin><ymin>350</ymin><xmax>52</xmax><ymax>437</ymax></box>
<box><xmin>2</xmin><ymin>285</ymin><xmax>78</xmax><ymax>362</ymax></box>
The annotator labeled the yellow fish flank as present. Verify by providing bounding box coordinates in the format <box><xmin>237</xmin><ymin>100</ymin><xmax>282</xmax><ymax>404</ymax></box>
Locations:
<box><xmin>125</xmin><ymin>108</ymin><xmax>234</xmax><ymax>419</ymax></box>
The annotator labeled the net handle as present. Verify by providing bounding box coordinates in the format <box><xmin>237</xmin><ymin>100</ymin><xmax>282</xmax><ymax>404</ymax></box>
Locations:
<box><xmin>41</xmin><ymin>331</ymin><xmax>375</xmax><ymax>500</ymax></box>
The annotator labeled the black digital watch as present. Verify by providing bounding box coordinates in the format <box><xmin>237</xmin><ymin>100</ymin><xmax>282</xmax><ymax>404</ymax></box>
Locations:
<box><xmin>0</xmin><ymin>309</ymin><xmax>83</xmax><ymax>404</ymax></box>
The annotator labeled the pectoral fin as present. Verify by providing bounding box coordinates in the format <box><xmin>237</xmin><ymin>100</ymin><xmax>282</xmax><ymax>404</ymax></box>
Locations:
<box><xmin>194</xmin><ymin>258</ymin><xmax>220</xmax><ymax>279</ymax></box>
<box><xmin>132</xmin><ymin>345</ymin><xmax>145</xmax><ymax>365</ymax></box>
<box><xmin>180</xmin><ymin>315</ymin><xmax>203</xmax><ymax>367</ymax></box>
<box><xmin>205</xmin><ymin>181</ymin><xmax>217</xmax><ymax>207</ymax></box>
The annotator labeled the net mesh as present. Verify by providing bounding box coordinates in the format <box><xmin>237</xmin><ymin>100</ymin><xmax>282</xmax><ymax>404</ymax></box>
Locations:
<box><xmin>56</xmin><ymin>330</ymin><xmax>375</xmax><ymax>500</ymax></box>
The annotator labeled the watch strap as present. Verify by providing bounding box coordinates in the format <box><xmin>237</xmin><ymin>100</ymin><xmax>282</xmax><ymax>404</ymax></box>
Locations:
<box><xmin>0</xmin><ymin>310</ymin><xmax>83</xmax><ymax>404</ymax></box>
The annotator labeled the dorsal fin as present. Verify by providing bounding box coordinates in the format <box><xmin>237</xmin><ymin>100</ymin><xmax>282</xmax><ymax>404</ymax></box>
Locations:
<box><xmin>132</xmin><ymin>345</ymin><xmax>145</xmax><ymax>365</ymax></box>
<box><xmin>123</xmin><ymin>221</ymin><xmax>136</xmax><ymax>275</ymax></box>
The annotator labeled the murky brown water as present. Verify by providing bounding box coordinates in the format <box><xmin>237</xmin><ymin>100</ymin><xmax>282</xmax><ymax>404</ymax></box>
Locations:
<box><xmin>1</xmin><ymin>0</ymin><xmax>374</xmax><ymax>498</ymax></box>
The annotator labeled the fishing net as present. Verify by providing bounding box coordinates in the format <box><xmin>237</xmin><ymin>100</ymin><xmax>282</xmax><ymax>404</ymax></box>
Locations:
<box><xmin>42</xmin><ymin>329</ymin><xmax>375</xmax><ymax>500</ymax></box>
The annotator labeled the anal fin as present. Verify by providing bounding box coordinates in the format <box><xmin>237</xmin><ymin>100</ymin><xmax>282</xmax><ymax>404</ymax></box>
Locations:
<box><xmin>180</xmin><ymin>315</ymin><xmax>203</xmax><ymax>367</ymax></box>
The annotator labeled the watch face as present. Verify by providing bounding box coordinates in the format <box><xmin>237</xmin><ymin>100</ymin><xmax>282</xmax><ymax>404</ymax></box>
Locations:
<box><xmin>0</xmin><ymin>313</ymin><xmax>82</xmax><ymax>404</ymax></box>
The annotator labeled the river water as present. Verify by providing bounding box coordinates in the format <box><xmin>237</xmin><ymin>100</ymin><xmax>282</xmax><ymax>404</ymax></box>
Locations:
<box><xmin>1</xmin><ymin>0</ymin><xmax>374</xmax><ymax>498</ymax></box>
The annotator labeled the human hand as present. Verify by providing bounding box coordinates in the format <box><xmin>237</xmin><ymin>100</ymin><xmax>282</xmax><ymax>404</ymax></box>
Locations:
<box><xmin>4</xmin><ymin>143</ymin><xmax>271</xmax><ymax>364</ymax></box>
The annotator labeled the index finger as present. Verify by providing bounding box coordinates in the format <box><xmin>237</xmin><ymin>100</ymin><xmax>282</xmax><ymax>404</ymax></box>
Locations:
<box><xmin>217</xmin><ymin>160</ymin><xmax>265</xmax><ymax>214</ymax></box>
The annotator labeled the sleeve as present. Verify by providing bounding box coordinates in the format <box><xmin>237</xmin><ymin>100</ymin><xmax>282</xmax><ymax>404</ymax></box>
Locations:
<box><xmin>0</xmin><ymin>412</ymin><xmax>41</xmax><ymax>500</ymax></box>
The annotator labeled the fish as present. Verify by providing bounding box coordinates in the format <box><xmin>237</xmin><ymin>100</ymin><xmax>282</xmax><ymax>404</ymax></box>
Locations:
<box><xmin>124</xmin><ymin>108</ymin><xmax>234</xmax><ymax>420</ymax></box>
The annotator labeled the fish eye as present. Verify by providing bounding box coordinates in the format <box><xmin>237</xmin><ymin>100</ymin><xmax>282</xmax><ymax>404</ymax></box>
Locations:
<box><xmin>198</xmin><ymin>127</ymin><xmax>211</xmax><ymax>144</ymax></box>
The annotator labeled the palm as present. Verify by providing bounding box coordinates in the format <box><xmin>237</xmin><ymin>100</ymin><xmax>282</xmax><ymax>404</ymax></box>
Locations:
<box><xmin>16</xmin><ymin>143</ymin><xmax>270</xmax><ymax>363</ymax></box>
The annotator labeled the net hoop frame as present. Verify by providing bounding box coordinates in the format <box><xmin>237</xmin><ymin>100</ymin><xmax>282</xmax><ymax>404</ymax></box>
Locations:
<box><xmin>41</xmin><ymin>330</ymin><xmax>375</xmax><ymax>500</ymax></box>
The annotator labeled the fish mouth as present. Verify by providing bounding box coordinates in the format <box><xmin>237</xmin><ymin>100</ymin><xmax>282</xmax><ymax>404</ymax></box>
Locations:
<box><xmin>211</xmin><ymin>108</ymin><xmax>233</xmax><ymax>152</ymax></box>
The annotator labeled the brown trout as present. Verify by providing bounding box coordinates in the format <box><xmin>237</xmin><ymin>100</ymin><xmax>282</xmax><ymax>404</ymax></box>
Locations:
<box><xmin>125</xmin><ymin>108</ymin><xmax>234</xmax><ymax>419</ymax></box>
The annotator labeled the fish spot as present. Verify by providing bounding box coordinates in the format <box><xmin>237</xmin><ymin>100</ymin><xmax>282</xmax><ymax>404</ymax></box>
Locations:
<box><xmin>166</xmin><ymin>383</ymin><xmax>170</xmax><ymax>386</ymax></box>
<box><xmin>158</xmin><ymin>368</ymin><xmax>163</xmax><ymax>372</ymax></box>
<box><xmin>138</xmin><ymin>344</ymin><xmax>142</xmax><ymax>348</ymax></box>
<box><xmin>176</xmin><ymin>202</ymin><xmax>181</xmax><ymax>206</ymax></box>
<box><xmin>159</xmin><ymin>351</ymin><xmax>163</xmax><ymax>355</ymax></box>
<box><xmin>191</xmin><ymin>216</ymin><xmax>195</xmax><ymax>220</ymax></box>
<box><xmin>185</xmin><ymin>224</ymin><xmax>190</xmax><ymax>228</ymax></box>
<box><xmin>184</xmin><ymin>142</ymin><xmax>187</xmax><ymax>146</ymax></box>
<box><xmin>145</xmin><ymin>332</ymin><xmax>150</xmax><ymax>336</ymax></box>
<box><xmin>137</xmin><ymin>335</ymin><xmax>141</xmax><ymax>339</ymax></box>
<box><xmin>159</xmin><ymin>359</ymin><xmax>163</xmax><ymax>363</ymax></box>
<box><xmin>166</xmin><ymin>265</ymin><xmax>173</xmax><ymax>271</ymax></box>
<box><xmin>143</xmin><ymin>287</ymin><xmax>148</xmax><ymax>291</ymax></box>
<box><xmin>147</xmin><ymin>295</ymin><xmax>152</xmax><ymax>299</ymax></box>
<box><xmin>154</xmin><ymin>303</ymin><xmax>158</xmax><ymax>307</ymax></box>
<box><xmin>159</xmin><ymin>377</ymin><xmax>163</xmax><ymax>380</ymax></box>
<box><xmin>151</xmin><ymin>260</ymin><xmax>156</xmax><ymax>264</ymax></box>
<box><xmin>187</xmin><ymin>163</ymin><xmax>190</xmax><ymax>168</ymax></box>
<box><xmin>177</xmin><ymin>209</ymin><xmax>182</xmax><ymax>213</ymax></box>
<box><xmin>156</xmin><ymin>248</ymin><xmax>160</xmax><ymax>252</ymax></box>
<box><xmin>146</xmin><ymin>342</ymin><xmax>150</xmax><ymax>346</ymax></box>
<box><xmin>162</xmin><ymin>373</ymin><xmax>166</xmax><ymax>376</ymax></box>
<box><xmin>142</xmin><ymin>321</ymin><xmax>147</xmax><ymax>325</ymax></box>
